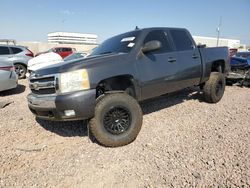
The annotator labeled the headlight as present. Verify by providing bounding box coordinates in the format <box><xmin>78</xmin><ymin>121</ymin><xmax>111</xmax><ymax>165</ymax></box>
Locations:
<box><xmin>59</xmin><ymin>69</ymin><xmax>90</xmax><ymax>93</ymax></box>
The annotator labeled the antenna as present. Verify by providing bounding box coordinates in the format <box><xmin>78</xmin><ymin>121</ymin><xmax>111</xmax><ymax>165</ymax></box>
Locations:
<box><xmin>216</xmin><ymin>16</ymin><xmax>222</xmax><ymax>47</ymax></box>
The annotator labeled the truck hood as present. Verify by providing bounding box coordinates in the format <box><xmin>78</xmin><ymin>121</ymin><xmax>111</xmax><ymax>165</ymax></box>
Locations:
<box><xmin>34</xmin><ymin>53</ymin><xmax>128</xmax><ymax>76</ymax></box>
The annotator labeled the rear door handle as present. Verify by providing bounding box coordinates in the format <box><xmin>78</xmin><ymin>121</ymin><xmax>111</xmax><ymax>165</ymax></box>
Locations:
<box><xmin>168</xmin><ymin>58</ymin><xmax>176</xmax><ymax>63</ymax></box>
<box><xmin>192</xmin><ymin>55</ymin><xmax>199</xmax><ymax>59</ymax></box>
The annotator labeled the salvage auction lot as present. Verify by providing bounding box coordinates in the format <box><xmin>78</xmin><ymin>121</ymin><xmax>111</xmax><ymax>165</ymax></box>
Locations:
<box><xmin>0</xmin><ymin>79</ymin><xmax>249</xmax><ymax>187</ymax></box>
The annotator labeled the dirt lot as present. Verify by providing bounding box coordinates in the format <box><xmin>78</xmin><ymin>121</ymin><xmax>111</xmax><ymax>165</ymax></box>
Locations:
<box><xmin>0</xmin><ymin>79</ymin><xmax>249</xmax><ymax>187</ymax></box>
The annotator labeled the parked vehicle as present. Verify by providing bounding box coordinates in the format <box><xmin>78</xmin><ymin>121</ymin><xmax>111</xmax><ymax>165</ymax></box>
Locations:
<box><xmin>64</xmin><ymin>51</ymin><xmax>87</xmax><ymax>61</ymax></box>
<box><xmin>0</xmin><ymin>61</ymin><xmax>18</xmax><ymax>92</ymax></box>
<box><xmin>235</xmin><ymin>51</ymin><xmax>250</xmax><ymax>59</ymax></box>
<box><xmin>226</xmin><ymin>52</ymin><xmax>250</xmax><ymax>86</ymax></box>
<box><xmin>26</xmin><ymin>51</ymin><xmax>88</xmax><ymax>77</ymax></box>
<box><xmin>229</xmin><ymin>48</ymin><xmax>238</xmax><ymax>57</ymax></box>
<box><xmin>0</xmin><ymin>45</ymin><xmax>34</xmax><ymax>79</ymax></box>
<box><xmin>27</xmin><ymin>27</ymin><xmax>229</xmax><ymax>147</ymax></box>
<box><xmin>26</xmin><ymin>52</ymin><xmax>63</xmax><ymax>77</ymax></box>
<box><xmin>35</xmin><ymin>47</ymin><xmax>76</xmax><ymax>59</ymax></box>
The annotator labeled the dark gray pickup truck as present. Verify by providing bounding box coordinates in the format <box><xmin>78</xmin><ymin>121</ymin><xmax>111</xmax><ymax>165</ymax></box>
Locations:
<box><xmin>27</xmin><ymin>27</ymin><xmax>229</xmax><ymax>147</ymax></box>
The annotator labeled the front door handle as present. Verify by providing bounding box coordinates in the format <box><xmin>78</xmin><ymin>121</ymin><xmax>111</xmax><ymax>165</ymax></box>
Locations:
<box><xmin>168</xmin><ymin>58</ymin><xmax>176</xmax><ymax>63</ymax></box>
<box><xmin>192</xmin><ymin>54</ymin><xmax>199</xmax><ymax>59</ymax></box>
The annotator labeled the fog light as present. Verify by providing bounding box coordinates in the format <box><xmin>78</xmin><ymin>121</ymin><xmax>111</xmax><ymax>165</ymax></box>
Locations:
<box><xmin>64</xmin><ymin>110</ymin><xmax>76</xmax><ymax>117</ymax></box>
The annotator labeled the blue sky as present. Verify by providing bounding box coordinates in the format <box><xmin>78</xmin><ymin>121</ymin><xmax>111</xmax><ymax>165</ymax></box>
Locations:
<box><xmin>0</xmin><ymin>0</ymin><xmax>250</xmax><ymax>45</ymax></box>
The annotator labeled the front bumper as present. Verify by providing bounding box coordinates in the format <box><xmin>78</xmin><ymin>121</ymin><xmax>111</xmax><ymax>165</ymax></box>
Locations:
<box><xmin>27</xmin><ymin>89</ymin><xmax>96</xmax><ymax>121</ymax></box>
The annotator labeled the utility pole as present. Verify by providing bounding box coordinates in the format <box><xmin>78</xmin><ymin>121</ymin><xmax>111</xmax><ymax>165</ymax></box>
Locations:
<box><xmin>216</xmin><ymin>16</ymin><xmax>222</xmax><ymax>47</ymax></box>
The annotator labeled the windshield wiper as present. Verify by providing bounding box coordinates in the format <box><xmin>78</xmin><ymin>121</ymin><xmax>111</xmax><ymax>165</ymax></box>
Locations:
<box><xmin>99</xmin><ymin>51</ymin><xmax>116</xmax><ymax>55</ymax></box>
<box><xmin>89</xmin><ymin>51</ymin><xmax>123</xmax><ymax>57</ymax></box>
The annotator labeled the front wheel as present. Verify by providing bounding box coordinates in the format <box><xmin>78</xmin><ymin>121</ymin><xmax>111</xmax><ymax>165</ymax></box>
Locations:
<box><xmin>90</xmin><ymin>93</ymin><xmax>143</xmax><ymax>147</ymax></box>
<box><xmin>14</xmin><ymin>63</ymin><xmax>27</xmax><ymax>79</ymax></box>
<box><xmin>203</xmin><ymin>72</ymin><xmax>226</xmax><ymax>103</ymax></box>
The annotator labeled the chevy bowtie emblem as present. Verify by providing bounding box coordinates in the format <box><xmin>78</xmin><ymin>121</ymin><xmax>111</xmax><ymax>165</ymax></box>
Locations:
<box><xmin>30</xmin><ymin>82</ymin><xmax>39</xmax><ymax>90</ymax></box>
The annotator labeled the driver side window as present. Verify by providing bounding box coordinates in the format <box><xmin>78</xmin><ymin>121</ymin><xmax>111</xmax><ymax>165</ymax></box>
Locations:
<box><xmin>144</xmin><ymin>30</ymin><xmax>173</xmax><ymax>54</ymax></box>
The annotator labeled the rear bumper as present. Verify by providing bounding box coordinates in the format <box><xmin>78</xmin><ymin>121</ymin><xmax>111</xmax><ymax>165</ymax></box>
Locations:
<box><xmin>27</xmin><ymin>89</ymin><xmax>96</xmax><ymax>121</ymax></box>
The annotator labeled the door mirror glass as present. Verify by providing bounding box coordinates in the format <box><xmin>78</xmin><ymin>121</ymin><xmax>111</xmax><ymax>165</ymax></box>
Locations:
<box><xmin>142</xmin><ymin>40</ymin><xmax>162</xmax><ymax>53</ymax></box>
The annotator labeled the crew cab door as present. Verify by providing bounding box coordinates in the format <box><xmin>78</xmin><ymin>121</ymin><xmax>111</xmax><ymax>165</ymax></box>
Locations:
<box><xmin>168</xmin><ymin>29</ymin><xmax>202</xmax><ymax>88</ymax></box>
<box><xmin>136</xmin><ymin>30</ymin><xmax>179</xmax><ymax>100</ymax></box>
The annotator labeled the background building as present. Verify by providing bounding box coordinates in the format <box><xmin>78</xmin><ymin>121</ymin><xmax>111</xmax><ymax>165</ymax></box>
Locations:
<box><xmin>47</xmin><ymin>32</ymin><xmax>98</xmax><ymax>45</ymax></box>
<box><xmin>193</xmin><ymin>36</ymin><xmax>241</xmax><ymax>49</ymax></box>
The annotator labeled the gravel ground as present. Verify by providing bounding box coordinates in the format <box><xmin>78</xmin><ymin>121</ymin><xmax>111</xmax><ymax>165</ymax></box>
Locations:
<box><xmin>0</xmin><ymin>79</ymin><xmax>249</xmax><ymax>187</ymax></box>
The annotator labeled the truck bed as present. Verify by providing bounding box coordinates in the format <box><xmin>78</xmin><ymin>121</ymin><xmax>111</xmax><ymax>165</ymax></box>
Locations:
<box><xmin>198</xmin><ymin>46</ymin><xmax>229</xmax><ymax>83</ymax></box>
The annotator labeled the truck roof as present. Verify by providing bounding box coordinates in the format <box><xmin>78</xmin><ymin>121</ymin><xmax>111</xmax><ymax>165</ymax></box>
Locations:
<box><xmin>136</xmin><ymin>27</ymin><xmax>186</xmax><ymax>31</ymax></box>
<box><xmin>116</xmin><ymin>27</ymin><xmax>188</xmax><ymax>37</ymax></box>
<box><xmin>124</xmin><ymin>27</ymin><xmax>188</xmax><ymax>35</ymax></box>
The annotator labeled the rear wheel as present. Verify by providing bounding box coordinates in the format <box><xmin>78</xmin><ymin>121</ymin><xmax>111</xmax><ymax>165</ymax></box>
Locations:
<box><xmin>90</xmin><ymin>93</ymin><xmax>142</xmax><ymax>147</ymax></box>
<box><xmin>14</xmin><ymin>64</ymin><xmax>27</xmax><ymax>79</ymax></box>
<box><xmin>203</xmin><ymin>72</ymin><xmax>225</xmax><ymax>103</ymax></box>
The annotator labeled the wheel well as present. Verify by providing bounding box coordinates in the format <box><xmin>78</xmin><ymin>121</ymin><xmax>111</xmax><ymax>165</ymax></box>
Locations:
<box><xmin>96</xmin><ymin>75</ymin><xmax>136</xmax><ymax>98</ymax></box>
<box><xmin>211</xmin><ymin>60</ymin><xmax>225</xmax><ymax>73</ymax></box>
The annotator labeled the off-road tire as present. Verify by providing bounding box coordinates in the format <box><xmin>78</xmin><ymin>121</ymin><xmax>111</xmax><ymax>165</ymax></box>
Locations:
<box><xmin>90</xmin><ymin>93</ymin><xmax>142</xmax><ymax>147</ymax></box>
<box><xmin>203</xmin><ymin>72</ymin><xmax>225</xmax><ymax>103</ymax></box>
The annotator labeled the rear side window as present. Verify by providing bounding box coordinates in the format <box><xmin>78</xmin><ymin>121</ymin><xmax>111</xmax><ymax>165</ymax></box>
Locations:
<box><xmin>0</xmin><ymin>47</ymin><xmax>10</xmax><ymax>55</ymax></box>
<box><xmin>54</xmin><ymin>48</ymin><xmax>61</xmax><ymax>52</ymax></box>
<box><xmin>144</xmin><ymin>30</ymin><xmax>173</xmax><ymax>54</ymax></box>
<box><xmin>62</xmin><ymin>48</ymin><xmax>71</xmax><ymax>52</ymax></box>
<box><xmin>10</xmin><ymin>47</ymin><xmax>23</xmax><ymax>54</ymax></box>
<box><xmin>170</xmin><ymin>29</ymin><xmax>194</xmax><ymax>51</ymax></box>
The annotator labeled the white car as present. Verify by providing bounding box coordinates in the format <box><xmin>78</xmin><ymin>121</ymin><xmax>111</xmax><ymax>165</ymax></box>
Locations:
<box><xmin>26</xmin><ymin>52</ymin><xmax>63</xmax><ymax>77</ymax></box>
<box><xmin>26</xmin><ymin>51</ymin><xmax>87</xmax><ymax>77</ymax></box>
<box><xmin>0</xmin><ymin>61</ymin><xmax>18</xmax><ymax>92</ymax></box>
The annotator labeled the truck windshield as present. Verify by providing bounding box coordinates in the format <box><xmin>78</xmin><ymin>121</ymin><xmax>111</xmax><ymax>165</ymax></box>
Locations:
<box><xmin>91</xmin><ymin>30</ymin><xmax>140</xmax><ymax>56</ymax></box>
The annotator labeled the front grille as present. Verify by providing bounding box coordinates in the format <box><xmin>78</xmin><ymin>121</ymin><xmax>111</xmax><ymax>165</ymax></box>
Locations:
<box><xmin>30</xmin><ymin>76</ymin><xmax>55</xmax><ymax>83</ymax></box>
<box><xmin>31</xmin><ymin>88</ymin><xmax>56</xmax><ymax>95</ymax></box>
<box><xmin>29</xmin><ymin>75</ymin><xmax>57</xmax><ymax>95</ymax></box>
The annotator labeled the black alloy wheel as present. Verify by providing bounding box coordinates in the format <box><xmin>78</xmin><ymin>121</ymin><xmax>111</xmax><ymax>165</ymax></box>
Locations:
<box><xmin>103</xmin><ymin>106</ymin><xmax>131</xmax><ymax>135</ymax></box>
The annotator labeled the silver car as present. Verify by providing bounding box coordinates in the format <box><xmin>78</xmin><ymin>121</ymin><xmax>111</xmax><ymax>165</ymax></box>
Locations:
<box><xmin>0</xmin><ymin>61</ymin><xmax>18</xmax><ymax>92</ymax></box>
<box><xmin>0</xmin><ymin>45</ymin><xmax>34</xmax><ymax>79</ymax></box>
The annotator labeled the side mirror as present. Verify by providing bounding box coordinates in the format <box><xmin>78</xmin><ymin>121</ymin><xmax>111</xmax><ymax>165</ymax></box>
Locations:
<box><xmin>142</xmin><ymin>40</ymin><xmax>162</xmax><ymax>53</ymax></box>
